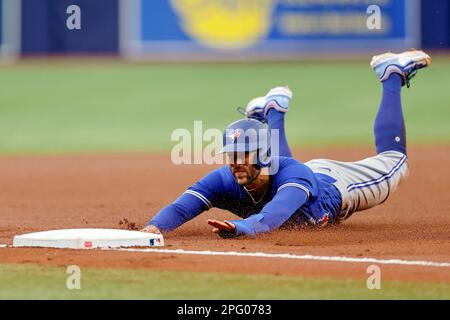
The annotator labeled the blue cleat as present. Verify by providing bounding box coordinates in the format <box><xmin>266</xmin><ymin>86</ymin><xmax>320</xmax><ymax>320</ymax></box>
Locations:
<box><xmin>237</xmin><ymin>86</ymin><xmax>293</xmax><ymax>123</ymax></box>
<box><xmin>264</xmin><ymin>86</ymin><xmax>293</xmax><ymax>115</ymax></box>
<box><xmin>370</xmin><ymin>49</ymin><xmax>432</xmax><ymax>87</ymax></box>
<box><xmin>237</xmin><ymin>96</ymin><xmax>267</xmax><ymax>123</ymax></box>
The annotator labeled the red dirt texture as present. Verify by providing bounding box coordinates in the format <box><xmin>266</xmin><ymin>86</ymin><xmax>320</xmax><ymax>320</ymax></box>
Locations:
<box><xmin>0</xmin><ymin>146</ymin><xmax>449</xmax><ymax>283</ymax></box>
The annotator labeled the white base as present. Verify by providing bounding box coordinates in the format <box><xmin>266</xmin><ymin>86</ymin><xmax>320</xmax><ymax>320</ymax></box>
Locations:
<box><xmin>13</xmin><ymin>228</ymin><xmax>164</xmax><ymax>249</ymax></box>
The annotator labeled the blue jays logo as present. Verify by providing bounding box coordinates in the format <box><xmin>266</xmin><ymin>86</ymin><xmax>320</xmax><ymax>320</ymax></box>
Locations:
<box><xmin>229</xmin><ymin>129</ymin><xmax>241</xmax><ymax>142</ymax></box>
<box><xmin>317</xmin><ymin>213</ymin><xmax>330</xmax><ymax>227</ymax></box>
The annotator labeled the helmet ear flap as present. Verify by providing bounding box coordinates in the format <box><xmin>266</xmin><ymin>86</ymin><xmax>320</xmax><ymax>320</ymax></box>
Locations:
<box><xmin>256</xmin><ymin>127</ymin><xmax>271</xmax><ymax>167</ymax></box>
<box><xmin>257</xmin><ymin>145</ymin><xmax>271</xmax><ymax>167</ymax></box>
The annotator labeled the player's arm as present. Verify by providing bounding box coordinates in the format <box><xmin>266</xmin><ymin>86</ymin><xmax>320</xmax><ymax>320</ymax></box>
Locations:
<box><xmin>145</xmin><ymin>190</ymin><xmax>212</xmax><ymax>232</ymax></box>
<box><xmin>142</xmin><ymin>168</ymin><xmax>223</xmax><ymax>233</ymax></box>
<box><xmin>210</xmin><ymin>184</ymin><xmax>309</xmax><ymax>237</ymax></box>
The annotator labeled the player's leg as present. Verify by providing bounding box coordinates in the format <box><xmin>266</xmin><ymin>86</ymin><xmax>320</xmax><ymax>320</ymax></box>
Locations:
<box><xmin>267</xmin><ymin>110</ymin><xmax>292</xmax><ymax>158</ymax></box>
<box><xmin>350</xmin><ymin>50</ymin><xmax>433</xmax><ymax>213</ymax></box>
<box><xmin>371</xmin><ymin>50</ymin><xmax>430</xmax><ymax>155</ymax></box>
<box><xmin>240</xmin><ymin>87</ymin><xmax>293</xmax><ymax>157</ymax></box>
<box><xmin>373</xmin><ymin>73</ymin><xmax>407</xmax><ymax>155</ymax></box>
<box><xmin>305</xmin><ymin>50</ymin><xmax>431</xmax><ymax>220</ymax></box>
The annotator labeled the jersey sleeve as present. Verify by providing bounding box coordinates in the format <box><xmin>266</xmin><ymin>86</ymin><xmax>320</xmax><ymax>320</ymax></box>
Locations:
<box><xmin>147</xmin><ymin>167</ymin><xmax>229</xmax><ymax>231</ymax></box>
<box><xmin>229</xmin><ymin>186</ymin><xmax>309</xmax><ymax>236</ymax></box>
<box><xmin>275</xmin><ymin>158</ymin><xmax>318</xmax><ymax>199</ymax></box>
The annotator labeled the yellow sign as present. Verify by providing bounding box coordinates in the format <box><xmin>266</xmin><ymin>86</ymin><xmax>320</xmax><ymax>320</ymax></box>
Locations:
<box><xmin>170</xmin><ymin>0</ymin><xmax>276</xmax><ymax>50</ymax></box>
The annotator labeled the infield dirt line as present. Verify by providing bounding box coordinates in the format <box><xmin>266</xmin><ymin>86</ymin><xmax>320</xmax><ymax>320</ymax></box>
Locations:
<box><xmin>108</xmin><ymin>247</ymin><xmax>450</xmax><ymax>268</ymax></box>
<box><xmin>1</xmin><ymin>245</ymin><xmax>449</xmax><ymax>268</ymax></box>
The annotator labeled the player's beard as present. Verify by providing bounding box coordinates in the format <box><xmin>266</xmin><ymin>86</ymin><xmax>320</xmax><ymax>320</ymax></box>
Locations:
<box><xmin>232</xmin><ymin>164</ymin><xmax>261</xmax><ymax>186</ymax></box>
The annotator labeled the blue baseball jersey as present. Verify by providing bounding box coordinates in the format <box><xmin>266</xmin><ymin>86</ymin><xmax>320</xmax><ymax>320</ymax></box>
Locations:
<box><xmin>149</xmin><ymin>156</ymin><xmax>342</xmax><ymax>236</ymax></box>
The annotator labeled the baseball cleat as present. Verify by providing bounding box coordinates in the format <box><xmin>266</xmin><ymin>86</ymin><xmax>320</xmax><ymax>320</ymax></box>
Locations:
<box><xmin>264</xmin><ymin>86</ymin><xmax>293</xmax><ymax>115</ymax></box>
<box><xmin>370</xmin><ymin>49</ymin><xmax>432</xmax><ymax>87</ymax></box>
<box><xmin>237</xmin><ymin>86</ymin><xmax>293</xmax><ymax>123</ymax></box>
<box><xmin>237</xmin><ymin>96</ymin><xmax>267</xmax><ymax>123</ymax></box>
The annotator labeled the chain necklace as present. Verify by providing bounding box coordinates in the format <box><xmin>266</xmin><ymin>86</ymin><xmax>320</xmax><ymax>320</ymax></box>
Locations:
<box><xmin>244</xmin><ymin>180</ymin><xmax>270</xmax><ymax>205</ymax></box>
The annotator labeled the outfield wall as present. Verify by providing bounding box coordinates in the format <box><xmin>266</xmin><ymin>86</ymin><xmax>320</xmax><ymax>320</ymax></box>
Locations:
<box><xmin>121</xmin><ymin>0</ymin><xmax>421</xmax><ymax>60</ymax></box>
<box><xmin>21</xmin><ymin>0</ymin><xmax>118</xmax><ymax>54</ymax></box>
<box><xmin>421</xmin><ymin>0</ymin><xmax>450</xmax><ymax>49</ymax></box>
<box><xmin>0</xmin><ymin>0</ymin><xmax>21</xmax><ymax>60</ymax></box>
<box><xmin>0</xmin><ymin>0</ymin><xmax>449</xmax><ymax>59</ymax></box>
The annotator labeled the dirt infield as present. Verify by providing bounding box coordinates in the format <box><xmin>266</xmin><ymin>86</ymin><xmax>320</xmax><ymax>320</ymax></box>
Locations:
<box><xmin>1</xmin><ymin>146</ymin><xmax>449</xmax><ymax>283</ymax></box>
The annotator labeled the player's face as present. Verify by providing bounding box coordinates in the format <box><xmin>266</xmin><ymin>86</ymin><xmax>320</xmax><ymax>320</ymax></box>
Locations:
<box><xmin>227</xmin><ymin>152</ymin><xmax>261</xmax><ymax>186</ymax></box>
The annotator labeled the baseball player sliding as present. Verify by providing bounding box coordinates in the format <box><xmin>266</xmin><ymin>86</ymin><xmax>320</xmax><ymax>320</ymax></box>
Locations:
<box><xmin>142</xmin><ymin>50</ymin><xmax>431</xmax><ymax>238</ymax></box>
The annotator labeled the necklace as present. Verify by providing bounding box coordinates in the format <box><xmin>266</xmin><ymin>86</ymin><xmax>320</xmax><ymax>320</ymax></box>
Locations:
<box><xmin>244</xmin><ymin>180</ymin><xmax>270</xmax><ymax>204</ymax></box>
<box><xmin>245</xmin><ymin>180</ymin><xmax>268</xmax><ymax>192</ymax></box>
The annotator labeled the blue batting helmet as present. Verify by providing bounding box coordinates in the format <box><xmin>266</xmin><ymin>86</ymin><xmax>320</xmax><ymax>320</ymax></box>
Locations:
<box><xmin>219</xmin><ymin>119</ymin><xmax>271</xmax><ymax>167</ymax></box>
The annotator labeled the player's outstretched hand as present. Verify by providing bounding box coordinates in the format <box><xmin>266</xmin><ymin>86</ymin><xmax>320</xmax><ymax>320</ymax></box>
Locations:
<box><xmin>207</xmin><ymin>219</ymin><xmax>237</xmax><ymax>238</ymax></box>
<box><xmin>140</xmin><ymin>225</ymin><xmax>161</xmax><ymax>234</ymax></box>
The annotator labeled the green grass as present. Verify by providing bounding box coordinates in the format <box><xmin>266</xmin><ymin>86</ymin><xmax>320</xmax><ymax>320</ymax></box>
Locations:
<box><xmin>0</xmin><ymin>263</ymin><xmax>449</xmax><ymax>299</ymax></box>
<box><xmin>0</xmin><ymin>58</ymin><xmax>449</xmax><ymax>155</ymax></box>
